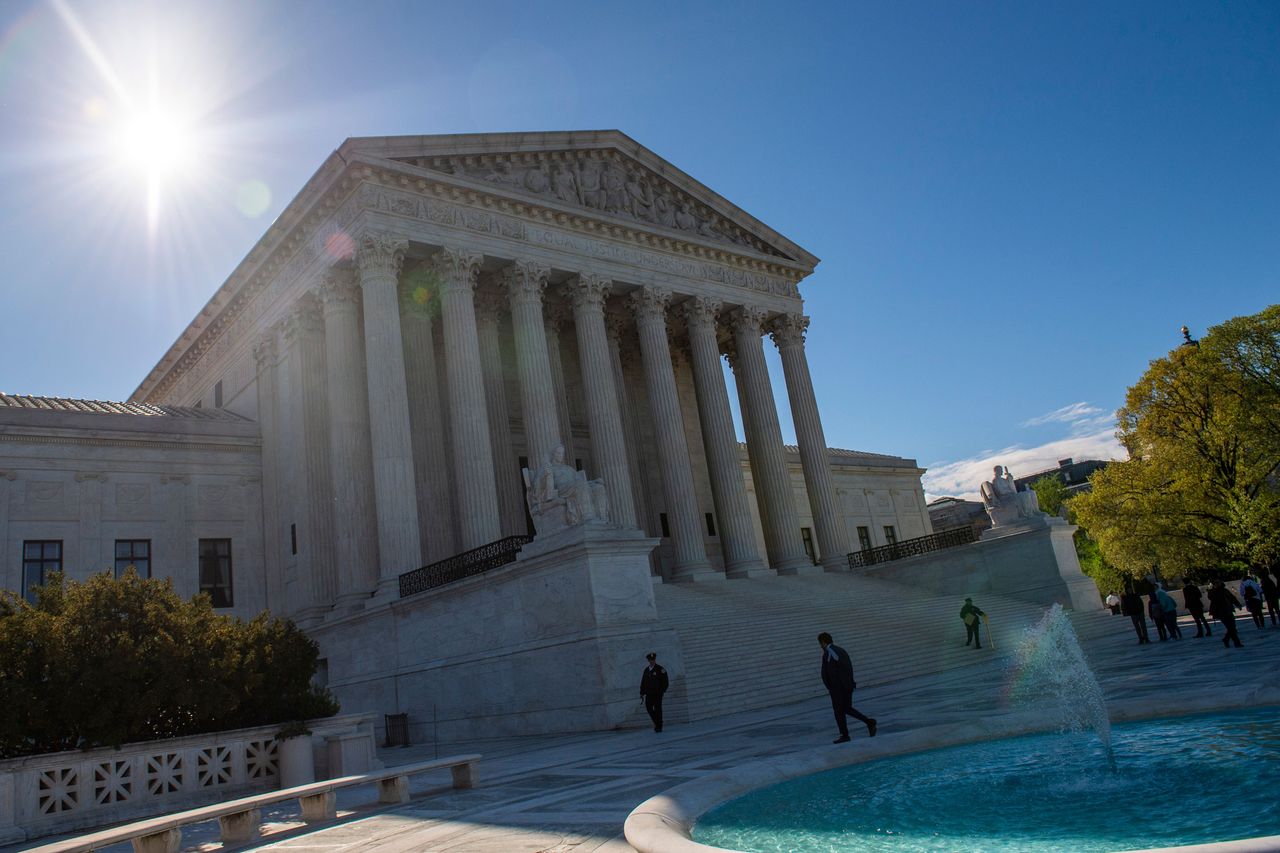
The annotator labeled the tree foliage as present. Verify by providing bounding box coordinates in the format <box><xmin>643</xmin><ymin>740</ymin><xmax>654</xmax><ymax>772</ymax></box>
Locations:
<box><xmin>1030</xmin><ymin>476</ymin><xmax>1071</xmax><ymax>516</ymax></box>
<box><xmin>0</xmin><ymin>571</ymin><xmax>337</xmax><ymax>759</ymax></box>
<box><xmin>1073</xmin><ymin>305</ymin><xmax>1280</xmax><ymax>577</ymax></box>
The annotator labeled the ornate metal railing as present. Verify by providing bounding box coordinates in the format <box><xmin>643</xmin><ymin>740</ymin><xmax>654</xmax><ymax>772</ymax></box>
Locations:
<box><xmin>398</xmin><ymin>534</ymin><xmax>534</xmax><ymax>598</ymax></box>
<box><xmin>846</xmin><ymin>525</ymin><xmax>976</xmax><ymax>569</ymax></box>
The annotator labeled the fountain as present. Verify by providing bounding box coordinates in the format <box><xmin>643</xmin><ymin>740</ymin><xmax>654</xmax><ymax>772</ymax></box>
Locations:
<box><xmin>1007</xmin><ymin>603</ymin><xmax>1112</xmax><ymax>760</ymax></box>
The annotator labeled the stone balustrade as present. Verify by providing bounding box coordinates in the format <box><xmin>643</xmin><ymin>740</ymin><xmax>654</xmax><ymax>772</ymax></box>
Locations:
<box><xmin>0</xmin><ymin>713</ymin><xmax>377</xmax><ymax>846</ymax></box>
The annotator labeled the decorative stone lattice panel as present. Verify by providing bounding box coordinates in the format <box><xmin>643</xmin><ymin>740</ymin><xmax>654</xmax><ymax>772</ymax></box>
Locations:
<box><xmin>37</xmin><ymin>767</ymin><xmax>78</xmax><ymax>815</ymax></box>
<box><xmin>92</xmin><ymin>760</ymin><xmax>132</xmax><ymax>806</ymax></box>
<box><xmin>245</xmin><ymin>739</ymin><xmax>278</xmax><ymax>781</ymax></box>
<box><xmin>144</xmin><ymin>752</ymin><xmax>183</xmax><ymax>796</ymax></box>
<box><xmin>196</xmin><ymin>746</ymin><xmax>232</xmax><ymax>787</ymax></box>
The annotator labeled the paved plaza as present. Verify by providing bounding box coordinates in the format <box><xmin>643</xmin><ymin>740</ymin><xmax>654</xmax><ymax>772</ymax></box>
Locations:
<box><xmin>100</xmin><ymin>612</ymin><xmax>1279</xmax><ymax>853</ymax></box>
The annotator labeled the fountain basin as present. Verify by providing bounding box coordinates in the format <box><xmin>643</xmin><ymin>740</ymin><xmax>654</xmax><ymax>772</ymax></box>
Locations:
<box><xmin>624</xmin><ymin>706</ymin><xmax>1280</xmax><ymax>853</ymax></box>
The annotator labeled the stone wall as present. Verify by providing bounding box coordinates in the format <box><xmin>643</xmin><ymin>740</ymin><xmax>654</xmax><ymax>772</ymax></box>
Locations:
<box><xmin>0</xmin><ymin>407</ymin><xmax>267</xmax><ymax>619</ymax></box>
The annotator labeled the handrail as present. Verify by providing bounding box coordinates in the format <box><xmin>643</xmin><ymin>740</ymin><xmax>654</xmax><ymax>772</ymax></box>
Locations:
<box><xmin>846</xmin><ymin>526</ymin><xmax>976</xmax><ymax>569</ymax></box>
<box><xmin>398</xmin><ymin>535</ymin><xmax>533</xmax><ymax>598</ymax></box>
<box><xmin>26</xmin><ymin>753</ymin><xmax>481</xmax><ymax>853</ymax></box>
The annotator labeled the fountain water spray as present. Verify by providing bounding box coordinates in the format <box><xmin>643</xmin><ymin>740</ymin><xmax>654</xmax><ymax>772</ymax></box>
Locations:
<box><xmin>1010</xmin><ymin>603</ymin><xmax>1113</xmax><ymax>760</ymax></box>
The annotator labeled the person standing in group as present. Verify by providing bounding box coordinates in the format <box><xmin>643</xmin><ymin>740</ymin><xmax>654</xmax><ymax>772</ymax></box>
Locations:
<box><xmin>1240</xmin><ymin>576</ymin><xmax>1265</xmax><ymax>630</ymax></box>
<box><xmin>639</xmin><ymin>652</ymin><xmax>669</xmax><ymax>733</ymax></box>
<box><xmin>1183</xmin><ymin>580</ymin><xmax>1212</xmax><ymax>638</ymax></box>
<box><xmin>1121</xmin><ymin>587</ymin><xmax>1150</xmax><ymax>644</ymax></box>
<box><xmin>1208</xmin><ymin>580</ymin><xmax>1244</xmax><ymax>649</ymax></box>
<box><xmin>818</xmin><ymin>632</ymin><xmax>877</xmax><ymax>743</ymax></box>
<box><xmin>1154</xmin><ymin>586</ymin><xmax>1181</xmax><ymax>639</ymax></box>
<box><xmin>959</xmin><ymin>597</ymin><xmax>986</xmax><ymax>649</ymax></box>
<box><xmin>1105</xmin><ymin>592</ymin><xmax>1121</xmax><ymax>615</ymax></box>
<box><xmin>1147</xmin><ymin>591</ymin><xmax>1169</xmax><ymax>641</ymax></box>
<box><xmin>1258</xmin><ymin>571</ymin><xmax>1279</xmax><ymax>628</ymax></box>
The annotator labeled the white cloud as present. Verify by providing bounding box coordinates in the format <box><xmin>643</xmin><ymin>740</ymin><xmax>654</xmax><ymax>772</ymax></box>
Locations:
<box><xmin>922</xmin><ymin>427</ymin><xmax>1126</xmax><ymax>502</ymax></box>
<box><xmin>1020</xmin><ymin>401</ymin><xmax>1113</xmax><ymax>434</ymax></box>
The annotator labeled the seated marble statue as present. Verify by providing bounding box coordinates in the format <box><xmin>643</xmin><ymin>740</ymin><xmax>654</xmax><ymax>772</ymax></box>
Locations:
<box><xmin>979</xmin><ymin>464</ymin><xmax>1042</xmax><ymax>527</ymax></box>
<box><xmin>522</xmin><ymin>445</ymin><xmax>610</xmax><ymax>537</ymax></box>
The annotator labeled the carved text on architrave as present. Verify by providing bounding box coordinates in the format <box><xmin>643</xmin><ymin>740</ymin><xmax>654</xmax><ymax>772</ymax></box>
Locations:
<box><xmin>393</xmin><ymin>149</ymin><xmax>791</xmax><ymax>260</ymax></box>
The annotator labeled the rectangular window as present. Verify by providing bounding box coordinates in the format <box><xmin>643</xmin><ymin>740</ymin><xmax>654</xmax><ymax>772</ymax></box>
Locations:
<box><xmin>290</xmin><ymin>523</ymin><xmax>297</xmax><ymax>556</ymax></box>
<box><xmin>199</xmin><ymin>538</ymin><xmax>234</xmax><ymax>608</ymax></box>
<box><xmin>857</xmin><ymin>526</ymin><xmax>872</xmax><ymax>551</ymax></box>
<box><xmin>114</xmin><ymin>539</ymin><xmax>151</xmax><ymax>578</ymax></box>
<box><xmin>22</xmin><ymin>540</ymin><xmax>62</xmax><ymax>604</ymax></box>
<box><xmin>659</xmin><ymin>513</ymin><xmax>670</xmax><ymax>538</ymax></box>
<box><xmin>575</xmin><ymin>458</ymin><xmax>583</xmax><ymax>472</ymax></box>
<box><xmin>883</xmin><ymin>525</ymin><xmax>897</xmax><ymax>545</ymax></box>
<box><xmin>801</xmin><ymin>527</ymin><xmax>817</xmax><ymax>564</ymax></box>
<box><xmin>705</xmin><ymin>513</ymin><xmax>717</xmax><ymax>537</ymax></box>
<box><xmin>213</xmin><ymin>380</ymin><xmax>223</xmax><ymax>408</ymax></box>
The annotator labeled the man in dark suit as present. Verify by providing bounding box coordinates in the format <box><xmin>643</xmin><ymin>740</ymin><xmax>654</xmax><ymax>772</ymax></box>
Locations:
<box><xmin>818</xmin><ymin>632</ymin><xmax>877</xmax><ymax>743</ymax></box>
<box><xmin>639</xmin><ymin>652</ymin><xmax>669</xmax><ymax>732</ymax></box>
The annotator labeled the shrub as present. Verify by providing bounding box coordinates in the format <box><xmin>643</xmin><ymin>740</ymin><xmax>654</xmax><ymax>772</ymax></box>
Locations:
<box><xmin>0</xmin><ymin>571</ymin><xmax>337</xmax><ymax>758</ymax></box>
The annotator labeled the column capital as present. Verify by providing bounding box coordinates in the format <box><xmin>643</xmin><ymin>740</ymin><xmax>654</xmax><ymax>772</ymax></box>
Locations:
<box><xmin>317</xmin><ymin>268</ymin><xmax>360</xmax><ymax>311</ymax></box>
<box><xmin>728</xmin><ymin>304</ymin><xmax>770</xmax><ymax>337</ymax></box>
<box><xmin>566</xmin><ymin>273</ymin><xmax>612</xmax><ymax>312</ymax></box>
<box><xmin>252</xmin><ymin>331</ymin><xmax>279</xmax><ymax>373</ymax></box>
<box><xmin>355</xmin><ymin>233</ymin><xmax>408</xmax><ymax>282</ymax></box>
<box><xmin>768</xmin><ymin>313</ymin><xmax>809</xmax><ymax>350</ymax></box>
<box><xmin>628</xmin><ymin>286</ymin><xmax>672</xmax><ymax>325</ymax></box>
<box><xmin>719</xmin><ymin>334</ymin><xmax>739</xmax><ymax>370</ymax></box>
<box><xmin>282</xmin><ymin>296</ymin><xmax>324</xmax><ymax>345</ymax></box>
<box><xmin>502</xmin><ymin>259</ymin><xmax>550</xmax><ymax>306</ymax></box>
<box><xmin>544</xmin><ymin>301</ymin><xmax>570</xmax><ymax>336</ymax></box>
<box><xmin>683</xmin><ymin>295</ymin><xmax>723</xmax><ymax>332</ymax></box>
<box><xmin>474</xmin><ymin>288</ymin><xmax>507</xmax><ymax>323</ymax></box>
<box><xmin>430</xmin><ymin>246</ymin><xmax>483</xmax><ymax>295</ymax></box>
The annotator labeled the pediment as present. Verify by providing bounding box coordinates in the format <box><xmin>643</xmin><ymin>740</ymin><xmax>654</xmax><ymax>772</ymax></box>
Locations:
<box><xmin>341</xmin><ymin>132</ymin><xmax>813</xmax><ymax>265</ymax></box>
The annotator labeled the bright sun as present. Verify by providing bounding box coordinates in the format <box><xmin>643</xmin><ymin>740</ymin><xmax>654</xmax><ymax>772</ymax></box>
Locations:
<box><xmin>114</xmin><ymin>110</ymin><xmax>194</xmax><ymax>180</ymax></box>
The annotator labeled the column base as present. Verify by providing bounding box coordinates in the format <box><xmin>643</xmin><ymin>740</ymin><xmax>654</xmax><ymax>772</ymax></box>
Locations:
<box><xmin>725</xmin><ymin>561</ymin><xmax>776</xmax><ymax>580</ymax></box>
<box><xmin>820</xmin><ymin>556</ymin><xmax>850</xmax><ymax>573</ymax></box>
<box><xmin>774</xmin><ymin>559</ymin><xmax>824</xmax><ymax>576</ymax></box>
<box><xmin>331</xmin><ymin>591</ymin><xmax>371</xmax><ymax>615</ymax></box>
<box><xmin>669</xmin><ymin>568</ymin><xmax>728</xmax><ymax>583</ymax></box>
<box><xmin>293</xmin><ymin>606</ymin><xmax>331</xmax><ymax>629</ymax></box>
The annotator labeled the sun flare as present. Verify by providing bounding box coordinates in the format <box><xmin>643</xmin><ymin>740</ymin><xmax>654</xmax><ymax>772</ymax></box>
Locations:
<box><xmin>114</xmin><ymin>110</ymin><xmax>195</xmax><ymax>180</ymax></box>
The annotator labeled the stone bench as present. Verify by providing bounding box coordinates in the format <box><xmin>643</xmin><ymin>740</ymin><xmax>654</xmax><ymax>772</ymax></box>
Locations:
<box><xmin>26</xmin><ymin>753</ymin><xmax>480</xmax><ymax>853</ymax></box>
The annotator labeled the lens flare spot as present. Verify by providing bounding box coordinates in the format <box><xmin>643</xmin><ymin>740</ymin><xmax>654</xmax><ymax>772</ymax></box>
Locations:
<box><xmin>324</xmin><ymin>230</ymin><xmax>355</xmax><ymax>260</ymax></box>
<box><xmin>235</xmin><ymin>179</ymin><xmax>271</xmax><ymax>218</ymax></box>
<box><xmin>83</xmin><ymin>97</ymin><xmax>108</xmax><ymax>121</ymax></box>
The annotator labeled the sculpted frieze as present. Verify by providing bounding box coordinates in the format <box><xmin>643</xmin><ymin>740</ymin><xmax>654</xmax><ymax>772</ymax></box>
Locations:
<box><xmin>395</xmin><ymin>150</ymin><xmax>788</xmax><ymax>259</ymax></box>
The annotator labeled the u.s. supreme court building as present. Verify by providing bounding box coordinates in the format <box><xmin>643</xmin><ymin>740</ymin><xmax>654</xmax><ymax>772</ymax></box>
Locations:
<box><xmin>0</xmin><ymin>131</ymin><xmax>934</xmax><ymax>735</ymax></box>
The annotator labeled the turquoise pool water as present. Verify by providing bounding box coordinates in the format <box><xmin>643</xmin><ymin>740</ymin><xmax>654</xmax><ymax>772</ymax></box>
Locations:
<box><xmin>694</xmin><ymin>707</ymin><xmax>1280</xmax><ymax>852</ymax></box>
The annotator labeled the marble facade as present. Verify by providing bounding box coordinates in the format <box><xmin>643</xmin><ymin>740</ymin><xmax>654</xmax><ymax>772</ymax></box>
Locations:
<box><xmin>0</xmin><ymin>131</ymin><xmax>937</xmax><ymax>734</ymax></box>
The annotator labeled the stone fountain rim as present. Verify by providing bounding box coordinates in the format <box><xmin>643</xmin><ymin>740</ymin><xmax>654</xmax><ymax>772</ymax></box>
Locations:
<box><xmin>623</xmin><ymin>695</ymin><xmax>1280</xmax><ymax>853</ymax></box>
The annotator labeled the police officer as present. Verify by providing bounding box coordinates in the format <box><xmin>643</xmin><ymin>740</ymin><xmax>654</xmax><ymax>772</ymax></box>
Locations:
<box><xmin>639</xmin><ymin>652</ymin><xmax>669</xmax><ymax>732</ymax></box>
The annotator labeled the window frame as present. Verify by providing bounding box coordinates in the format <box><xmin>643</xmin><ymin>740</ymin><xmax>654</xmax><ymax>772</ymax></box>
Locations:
<box><xmin>198</xmin><ymin>538</ymin><xmax>234</xmax><ymax>608</ymax></box>
<box><xmin>22</xmin><ymin>540</ymin><xmax>62</xmax><ymax>604</ymax></box>
<box><xmin>114</xmin><ymin>538</ymin><xmax>152</xmax><ymax>579</ymax></box>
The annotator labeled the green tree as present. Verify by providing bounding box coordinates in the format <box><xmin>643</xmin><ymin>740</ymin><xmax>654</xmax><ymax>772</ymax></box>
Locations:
<box><xmin>0</xmin><ymin>571</ymin><xmax>337</xmax><ymax>758</ymax></box>
<box><xmin>1030</xmin><ymin>476</ymin><xmax>1071</xmax><ymax>516</ymax></box>
<box><xmin>1073</xmin><ymin>305</ymin><xmax>1280</xmax><ymax>578</ymax></box>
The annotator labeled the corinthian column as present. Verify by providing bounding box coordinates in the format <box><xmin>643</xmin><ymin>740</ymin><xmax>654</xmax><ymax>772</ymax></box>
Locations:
<box><xmin>399</xmin><ymin>280</ymin><xmax>456</xmax><ymax>562</ymax></box>
<box><xmin>282</xmin><ymin>297</ymin><xmax>338</xmax><ymax>618</ymax></box>
<box><xmin>318</xmin><ymin>271</ymin><xmax>380</xmax><ymax>605</ymax></box>
<box><xmin>607</xmin><ymin>313</ymin><xmax>654</xmax><ymax>537</ymax></box>
<box><xmin>355</xmin><ymin>234</ymin><xmax>422</xmax><ymax>590</ymax></box>
<box><xmin>629</xmin><ymin>287</ymin><xmax>719</xmax><ymax>581</ymax></box>
<box><xmin>729</xmin><ymin>305</ymin><xmax>813</xmax><ymax>574</ymax></box>
<box><xmin>543</xmin><ymin>305</ymin><xmax>575</xmax><ymax>461</ymax></box>
<box><xmin>252</xmin><ymin>332</ymin><xmax>285</xmax><ymax>612</ymax></box>
<box><xmin>432</xmin><ymin>246</ymin><xmax>501</xmax><ymax>549</ymax></box>
<box><xmin>771</xmin><ymin>314</ymin><xmax>850</xmax><ymax>571</ymax></box>
<box><xmin>475</xmin><ymin>289</ymin><xmax>526</xmax><ymax>537</ymax></box>
<box><xmin>502</xmin><ymin>260</ymin><xmax>561</xmax><ymax>469</ymax></box>
<box><xmin>567</xmin><ymin>274</ymin><xmax>636</xmax><ymax>528</ymax></box>
<box><xmin>684</xmin><ymin>297</ymin><xmax>770</xmax><ymax>578</ymax></box>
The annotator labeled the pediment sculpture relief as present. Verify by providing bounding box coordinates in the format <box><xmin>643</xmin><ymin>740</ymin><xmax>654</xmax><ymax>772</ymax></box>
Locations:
<box><xmin>396</xmin><ymin>151</ymin><xmax>788</xmax><ymax>259</ymax></box>
<box><xmin>522</xmin><ymin>445</ymin><xmax>610</xmax><ymax>537</ymax></box>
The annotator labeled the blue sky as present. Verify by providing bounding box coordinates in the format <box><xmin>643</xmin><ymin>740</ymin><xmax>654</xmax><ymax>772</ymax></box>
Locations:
<box><xmin>1</xmin><ymin>0</ymin><xmax>1276</xmax><ymax>498</ymax></box>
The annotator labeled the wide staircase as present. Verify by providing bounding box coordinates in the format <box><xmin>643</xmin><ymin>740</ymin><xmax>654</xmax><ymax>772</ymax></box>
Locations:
<box><xmin>652</xmin><ymin>571</ymin><xmax>1115</xmax><ymax>723</ymax></box>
